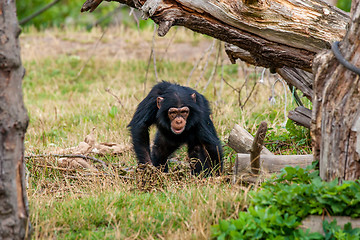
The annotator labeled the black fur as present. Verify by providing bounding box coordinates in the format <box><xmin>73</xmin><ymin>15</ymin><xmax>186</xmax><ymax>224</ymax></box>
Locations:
<box><xmin>128</xmin><ymin>81</ymin><xmax>223</xmax><ymax>176</ymax></box>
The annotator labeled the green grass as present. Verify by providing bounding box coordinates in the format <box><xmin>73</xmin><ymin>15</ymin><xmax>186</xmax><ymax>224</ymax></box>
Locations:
<box><xmin>31</xmin><ymin>183</ymin><xmax>244</xmax><ymax>239</ymax></box>
<box><xmin>22</xmin><ymin>26</ymin><xmax>311</xmax><ymax>239</ymax></box>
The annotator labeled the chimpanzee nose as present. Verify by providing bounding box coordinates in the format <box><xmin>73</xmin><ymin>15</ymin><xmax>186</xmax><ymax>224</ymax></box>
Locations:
<box><xmin>176</xmin><ymin>118</ymin><xmax>183</xmax><ymax>124</ymax></box>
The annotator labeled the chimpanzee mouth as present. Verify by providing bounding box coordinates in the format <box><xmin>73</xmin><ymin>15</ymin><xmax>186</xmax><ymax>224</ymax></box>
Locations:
<box><xmin>171</xmin><ymin>127</ymin><xmax>185</xmax><ymax>135</ymax></box>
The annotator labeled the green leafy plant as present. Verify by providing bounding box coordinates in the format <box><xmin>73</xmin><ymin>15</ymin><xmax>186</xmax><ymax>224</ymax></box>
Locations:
<box><xmin>266</xmin><ymin>120</ymin><xmax>311</xmax><ymax>154</ymax></box>
<box><xmin>212</xmin><ymin>164</ymin><xmax>360</xmax><ymax>239</ymax></box>
<box><xmin>337</xmin><ymin>0</ymin><xmax>352</xmax><ymax>12</ymax></box>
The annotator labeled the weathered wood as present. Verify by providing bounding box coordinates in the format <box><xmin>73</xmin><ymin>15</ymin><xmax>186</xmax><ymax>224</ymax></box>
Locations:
<box><xmin>288</xmin><ymin>106</ymin><xmax>312</xmax><ymax>128</ymax></box>
<box><xmin>234</xmin><ymin>154</ymin><xmax>313</xmax><ymax>174</ymax></box>
<box><xmin>228</xmin><ymin>124</ymin><xmax>273</xmax><ymax>155</ymax></box>
<box><xmin>224</xmin><ymin>43</ymin><xmax>257</xmax><ymax>65</ymax></box>
<box><xmin>250</xmin><ymin>122</ymin><xmax>268</xmax><ymax>174</ymax></box>
<box><xmin>0</xmin><ymin>1</ymin><xmax>30</xmax><ymax>239</ymax></box>
<box><xmin>312</xmin><ymin>0</ymin><xmax>360</xmax><ymax>181</ymax></box>
<box><xmin>276</xmin><ymin>67</ymin><xmax>314</xmax><ymax>99</ymax></box>
<box><xmin>81</xmin><ymin>0</ymin><xmax>348</xmax><ymax>71</ymax></box>
<box><xmin>300</xmin><ymin>215</ymin><xmax>360</xmax><ymax>235</ymax></box>
<box><xmin>224</xmin><ymin>44</ymin><xmax>315</xmax><ymax>100</ymax></box>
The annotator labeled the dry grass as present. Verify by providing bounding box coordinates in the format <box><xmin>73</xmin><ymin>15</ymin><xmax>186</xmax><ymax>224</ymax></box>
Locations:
<box><xmin>21</xmin><ymin>26</ymin><xmax>308</xmax><ymax>239</ymax></box>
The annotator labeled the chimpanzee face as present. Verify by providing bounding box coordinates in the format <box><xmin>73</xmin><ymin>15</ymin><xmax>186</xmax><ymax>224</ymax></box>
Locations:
<box><xmin>156</xmin><ymin>93</ymin><xmax>196</xmax><ymax>135</ymax></box>
<box><xmin>167</xmin><ymin>106</ymin><xmax>190</xmax><ymax>134</ymax></box>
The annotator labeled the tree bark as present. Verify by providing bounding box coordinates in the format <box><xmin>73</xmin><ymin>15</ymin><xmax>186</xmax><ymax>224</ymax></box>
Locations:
<box><xmin>312</xmin><ymin>0</ymin><xmax>360</xmax><ymax>181</ymax></box>
<box><xmin>0</xmin><ymin>1</ymin><xmax>30</xmax><ymax>239</ymax></box>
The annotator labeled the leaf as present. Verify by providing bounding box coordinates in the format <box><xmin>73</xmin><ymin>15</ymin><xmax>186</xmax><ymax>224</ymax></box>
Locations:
<box><xmin>219</xmin><ymin>219</ymin><xmax>230</xmax><ymax>232</ymax></box>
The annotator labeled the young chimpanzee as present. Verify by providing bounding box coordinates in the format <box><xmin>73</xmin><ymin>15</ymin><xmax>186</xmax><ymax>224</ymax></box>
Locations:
<box><xmin>128</xmin><ymin>81</ymin><xmax>223</xmax><ymax>176</ymax></box>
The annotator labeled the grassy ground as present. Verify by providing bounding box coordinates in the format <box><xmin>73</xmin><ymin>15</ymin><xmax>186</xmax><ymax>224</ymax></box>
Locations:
<box><xmin>21</xmin><ymin>26</ymin><xmax>311</xmax><ymax>239</ymax></box>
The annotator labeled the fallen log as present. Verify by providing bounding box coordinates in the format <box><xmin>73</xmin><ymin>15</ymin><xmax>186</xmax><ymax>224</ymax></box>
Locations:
<box><xmin>228</xmin><ymin>124</ymin><xmax>273</xmax><ymax>155</ymax></box>
<box><xmin>234</xmin><ymin>153</ymin><xmax>313</xmax><ymax>176</ymax></box>
<box><xmin>81</xmin><ymin>0</ymin><xmax>348</xmax><ymax>71</ymax></box>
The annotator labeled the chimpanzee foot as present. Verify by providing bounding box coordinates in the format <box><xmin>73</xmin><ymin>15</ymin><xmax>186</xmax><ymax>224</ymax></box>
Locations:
<box><xmin>141</xmin><ymin>0</ymin><xmax>162</xmax><ymax>19</ymax></box>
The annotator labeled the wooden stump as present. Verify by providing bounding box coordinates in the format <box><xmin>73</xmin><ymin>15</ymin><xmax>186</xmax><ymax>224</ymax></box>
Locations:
<box><xmin>250</xmin><ymin>121</ymin><xmax>268</xmax><ymax>174</ymax></box>
<box><xmin>228</xmin><ymin>124</ymin><xmax>273</xmax><ymax>155</ymax></box>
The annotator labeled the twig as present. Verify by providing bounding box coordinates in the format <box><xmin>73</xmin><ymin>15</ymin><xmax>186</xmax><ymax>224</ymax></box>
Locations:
<box><xmin>25</xmin><ymin>154</ymin><xmax>107</xmax><ymax>168</ymax></box>
<box><xmin>144</xmin><ymin>48</ymin><xmax>153</xmax><ymax>95</ymax></box>
<box><xmin>195</xmin><ymin>39</ymin><xmax>216</xmax><ymax>87</ymax></box>
<box><xmin>105</xmin><ymin>88</ymin><xmax>127</xmax><ymax>112</ymax></box>
<box><xmin>271</xmin><ymin>78</ymin><xmax>288</xmax><ymax>126</ymax></box>
<box><xmin>129</xmin><ymin>8</ymin><xmax>140</xmax><ymax>31</ymax></box>
<box><xmin>160</xmin><ymin>27</ymin><xmax>178</xmax><ymax>62</ymax></box>
<box><xmin>86</xmin><ymin>6</ymin><xmax>123</xmax><ymax>30</ymax></box>
<box><xmin>218</xmin><ymin>44</ymin><xmax>225</xmax><ymax>101</ymax></box>
<box><xmin>20</xmin><ymin>0</ymin><xmax>61</xmax><ymax>25</ymax></box>
<box><xmin>222</xmin><ymin>77</ymin><xmax>238</xmax><ymax>92</ymax></box>
<box><xmin>186</xmin><ymin>40</ymin><xmax>215</xmax><ymax>86</ymax></box>
<box><xmin>240</xmin><ymin>78</ymin><xmax>258</xmax><ymax>109</ymax></box>
<box><xmin>203</xmin><ymin>40</ymin><xmax>221</xmax><ymax>91</ymax></box>
<box><xmin>152</xmin><ymin>23</ymin><xmax>159</xmax><ymax>82</ymax></box>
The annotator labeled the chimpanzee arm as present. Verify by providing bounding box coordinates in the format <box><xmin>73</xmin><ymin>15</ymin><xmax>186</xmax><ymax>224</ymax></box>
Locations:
<box><xmin>198</xmin><ymin>117</ymin><xmax>223</xmax><ymax>173</ymax></box>
<box><xmin>128</xmin><ymin>81</ymin><xmax>171</xmax><ymax>164</ymax></box>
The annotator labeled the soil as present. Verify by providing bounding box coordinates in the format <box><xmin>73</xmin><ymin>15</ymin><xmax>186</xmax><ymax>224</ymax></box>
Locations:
<box><xmin>20</xmin><ymin>28</ymin><xmax>217</xmax><ymax>63</ymax></box>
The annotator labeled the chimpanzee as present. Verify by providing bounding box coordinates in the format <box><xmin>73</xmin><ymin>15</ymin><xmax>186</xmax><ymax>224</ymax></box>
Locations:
<box><xmin>128</xmin><ymin>81</ymin><xmax>223</xmax><ymax>176</ymax></box>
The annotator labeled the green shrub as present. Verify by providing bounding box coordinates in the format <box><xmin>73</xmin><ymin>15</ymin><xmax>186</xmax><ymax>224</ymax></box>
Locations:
<box><xmin>212</xmin><ymin>164</ymin><xmax>360</xmax><ymax>239</ymax></box>
<box><xmin>17</xmin><ymin>0</ymin><xmax>140</xmax><ymax>29</ymax></box>
<box><xmin>337</xmin><ymin>0</ymin><xmax>352</xmax><ymax>12</ymax></box>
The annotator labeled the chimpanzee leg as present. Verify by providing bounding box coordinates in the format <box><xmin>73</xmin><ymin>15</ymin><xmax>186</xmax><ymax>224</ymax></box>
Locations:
<box><xmin>151</xmin><ymin>131</ymin><xmax>180</xmax><ymax>172</ymax></box>
<box><xmin>188</xmin><ymin>143</ymin><xmax>211</xmax><ymax>176</ymax></box>
<box><xmin>202</xmin><ymin>143</ymin><xmax>223</xmax><ymax>175</ymax></box>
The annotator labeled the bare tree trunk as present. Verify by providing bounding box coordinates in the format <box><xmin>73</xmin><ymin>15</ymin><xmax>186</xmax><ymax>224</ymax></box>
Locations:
<box><xmin>0</xmin><ymin>1</ymin><xmax>30</xmax><ymax>239</ymax></box>
<box><xmin>312</xmin><ymin>0</ymin><xmax>360</xmax><ymax>181</ymax></box>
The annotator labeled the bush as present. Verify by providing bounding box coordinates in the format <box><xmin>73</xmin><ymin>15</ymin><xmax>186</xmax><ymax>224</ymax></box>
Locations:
<box><xmin>212</xmin><ymin>164</ymin><xmax>360</xmax><ymax>239</ymax></box>
<box><xmin>17</xmin><ymin>0</ymin><xmax>121</xmax><ymax>28</ymax></box>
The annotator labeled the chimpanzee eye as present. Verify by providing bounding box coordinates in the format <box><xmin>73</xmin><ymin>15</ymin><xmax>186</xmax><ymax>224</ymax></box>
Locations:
<box><xmin>180</xmin><ymin>110</ymin><xmax>189</xmax><ymax>118</ymax></box>
<box><xmin>168</xmin><ymin>109</ymin><xmax>178</xmax><ymax>119</ymax></box>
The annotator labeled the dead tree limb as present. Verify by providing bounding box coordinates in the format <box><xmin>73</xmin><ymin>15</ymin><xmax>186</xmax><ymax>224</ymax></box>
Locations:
<box><xmin>288</xmin><ymin>106</ymin><xmax>312</xmax><ymax>128</ymax></box>
<box><xmin>25</xmin><ymin>154</ymin><xmax>107</xmax><ymax>168</ymax></box>
<box><xmin>81</xmin><ymin>0</ymin><xmax>348</xmax><ymax>71</ymax></box>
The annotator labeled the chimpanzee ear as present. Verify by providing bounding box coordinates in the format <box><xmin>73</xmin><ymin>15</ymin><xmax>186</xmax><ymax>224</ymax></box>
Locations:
<box><xmin>157</xmin><ymin>97</ymin><xmax>164</xmax><ymax>109</ymax></box>
<box><xmin>191</xmin><ymin>93</ymin><xmax>196</xmax><ymax>103</ymax></box>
